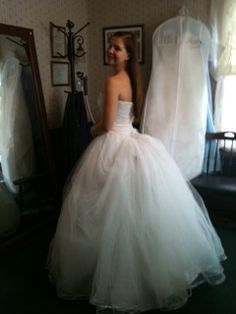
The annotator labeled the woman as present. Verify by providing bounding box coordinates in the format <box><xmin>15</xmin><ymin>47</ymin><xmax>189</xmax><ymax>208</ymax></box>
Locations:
<box><xmin>47</xmin><ymin>32</ymin><xmax>226</xmax><ymax>313</ymax></box>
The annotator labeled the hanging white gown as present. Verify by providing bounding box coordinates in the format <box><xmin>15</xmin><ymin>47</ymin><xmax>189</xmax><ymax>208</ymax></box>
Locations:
<box><xmin>47</xmin><ymin>101</ymin><xmax>225</xmax><ymax>313</ymax></box>
<box><xmin>141</xmin><ymin>16</ymin><xmax>212</xmax><ymax>180</ymax></box>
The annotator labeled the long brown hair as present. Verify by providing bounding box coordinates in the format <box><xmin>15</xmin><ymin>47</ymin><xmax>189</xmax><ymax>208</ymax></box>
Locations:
<box><xmin>112</xmin><ymin>31</ymin><xmax>143</xmax><ymax>122</ymax></box>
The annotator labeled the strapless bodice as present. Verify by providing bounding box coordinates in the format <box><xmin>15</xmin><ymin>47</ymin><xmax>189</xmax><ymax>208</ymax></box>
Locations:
<box><xmin>113</xmin><ymin>100</ymin><xmax>133</xmax><ymax>126</ymax></box>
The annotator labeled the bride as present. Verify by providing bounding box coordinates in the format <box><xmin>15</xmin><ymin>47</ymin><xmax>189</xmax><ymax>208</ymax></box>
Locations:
<box><xmin>46</xmin><ymin>31</ymin><xmax>226</xmax><ymax>313</ymax></box>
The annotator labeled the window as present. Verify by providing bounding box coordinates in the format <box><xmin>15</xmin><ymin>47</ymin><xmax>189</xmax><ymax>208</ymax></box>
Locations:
<box><xmin>220</xmin><ymin>75</ymin><xmax>236</xmax><ymax>132</ymax></box>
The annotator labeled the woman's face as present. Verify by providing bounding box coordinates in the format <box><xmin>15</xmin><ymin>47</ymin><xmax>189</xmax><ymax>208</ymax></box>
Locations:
<box><xmin>106</xmin><ymin>36</ymin><xmax>129</xmax><ymax>67</ymax></box>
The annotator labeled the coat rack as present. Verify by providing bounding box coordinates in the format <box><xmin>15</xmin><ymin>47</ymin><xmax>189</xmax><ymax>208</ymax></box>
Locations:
<box><xmin>50</xmin><ymin>20</ymin><xmax>90</xmax><ymax>94</ymax></box>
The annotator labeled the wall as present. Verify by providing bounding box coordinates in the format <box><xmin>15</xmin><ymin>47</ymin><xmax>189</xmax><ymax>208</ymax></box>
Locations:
<box><xmin>0</xmin><ymin>0</ymin><xmax>211</xmax><ymax>127</ymax></box>
<box><xmin>86</xmin><ymin>0</ymin><xmax>211</xmax><ymax>121</ymax></box>
<box><xmin>0</xmin><ymin>0</ymin><xmax>87</xmax><ymax>128</ymax></box>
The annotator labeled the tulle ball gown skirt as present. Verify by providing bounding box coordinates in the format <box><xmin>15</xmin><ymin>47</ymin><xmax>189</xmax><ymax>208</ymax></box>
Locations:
<box><xmin>47</xmin><ymin>124</ymin><xmax>226</xmax><ymax>312</ymax></box>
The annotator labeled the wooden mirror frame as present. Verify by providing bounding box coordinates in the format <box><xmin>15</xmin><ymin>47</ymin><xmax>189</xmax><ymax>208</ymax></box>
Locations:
<box><xmin>0</xmin><ymin>23</ymin><xmax>60</xmax><ymax>253</ymax></box>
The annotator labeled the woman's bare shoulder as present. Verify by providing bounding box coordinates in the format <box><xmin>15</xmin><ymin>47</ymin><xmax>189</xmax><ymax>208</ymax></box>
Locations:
<box><xmin>104</xmin><ymin>71</ymin><xmax>131</xmax><ymax>100</ymax></box>
<box><xmin>105</xmin><ymin>74</ymin><xmax>121</xmax><ymax>85</ymax></box>
<box><xmin>104</xmin><ymin>75</ymin><xmax>120</xmax><ymax>94</ymax></box>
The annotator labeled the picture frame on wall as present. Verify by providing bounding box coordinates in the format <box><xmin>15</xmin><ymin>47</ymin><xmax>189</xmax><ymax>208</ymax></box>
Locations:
<box><xmin>51</xmin><ymin>61</ymin><xmax>69</xmax><ymax>86</ymax></box>
<box><xmin>50</xmin><ymin>22</ymin><xmax>66</xmax><ymax>58</ymax></box>
<box><xmin>103</xmin><ymin>24</ymin><xmax>144</xmax><ymax>65</ymax></box>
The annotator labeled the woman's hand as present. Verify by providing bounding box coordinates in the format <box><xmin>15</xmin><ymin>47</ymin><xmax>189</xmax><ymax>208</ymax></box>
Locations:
<box><xmin>90</xmin><ymin>122</ymin><xmax>103</xmax><ymax>138</ymax></box>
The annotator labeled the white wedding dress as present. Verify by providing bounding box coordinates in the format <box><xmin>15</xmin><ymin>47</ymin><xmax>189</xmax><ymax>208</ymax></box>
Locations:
<box><xmin>47</xmin><ymin>101</ymin><xmax>226</xmax><ymax>312</ymax></box>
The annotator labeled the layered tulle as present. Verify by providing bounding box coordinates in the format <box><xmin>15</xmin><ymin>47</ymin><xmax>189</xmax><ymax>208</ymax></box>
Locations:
<box><xmin>47</xmin><ymin>101</ymin><xmax>226</xmax><ymax>312</ymax></box>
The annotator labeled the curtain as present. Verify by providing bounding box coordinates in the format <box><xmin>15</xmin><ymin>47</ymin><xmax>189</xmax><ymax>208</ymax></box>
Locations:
<box><xmin>210</xmin><ymin>0</ymin><xmax>236</xmax><ymax>78</ymax></box>
<box><xmin>210</xmin><ymin>0</ymin><xmax>236</xmax><ymax>131</ymax></box>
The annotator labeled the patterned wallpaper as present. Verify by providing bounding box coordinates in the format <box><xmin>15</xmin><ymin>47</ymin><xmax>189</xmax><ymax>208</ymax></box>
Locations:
<box><xmin>0</xmin><ymin>0</ymin><xmax>211</xmax><ymax>128</ymax></box>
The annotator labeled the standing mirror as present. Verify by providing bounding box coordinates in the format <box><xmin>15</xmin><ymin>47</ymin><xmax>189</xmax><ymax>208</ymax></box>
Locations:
<box><xmin>0</xmin><ymin>23</ymin><xmax>59</xmax><ymax>252</ymax></box>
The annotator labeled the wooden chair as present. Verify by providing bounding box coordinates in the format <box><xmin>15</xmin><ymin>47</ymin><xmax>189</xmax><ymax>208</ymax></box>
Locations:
<box><xmin>191</xmin><ymin>131</ymin><xmax>236</xmax><ymax>225</ymax></box>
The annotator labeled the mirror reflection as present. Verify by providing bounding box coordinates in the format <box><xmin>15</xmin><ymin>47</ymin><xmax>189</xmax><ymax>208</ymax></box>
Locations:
<box><xmin>0</xmin><ymin>26</ymin><xmax>57</xmax><ymax>245</ymax></box>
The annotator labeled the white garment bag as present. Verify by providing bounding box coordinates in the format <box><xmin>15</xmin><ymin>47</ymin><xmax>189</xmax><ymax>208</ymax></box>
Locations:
<box><xmin>0</xmin><ymin>56</ymin><xmax>36</xmax><ymax>193</ymax></box>
<box><xmin>141</xmin><ymin>16</ymin><xmax>212</xmax><ymax>180</ymax></box>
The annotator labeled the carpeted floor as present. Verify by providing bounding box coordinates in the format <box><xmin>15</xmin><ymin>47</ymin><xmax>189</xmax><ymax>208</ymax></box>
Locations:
<box><xmin>0</xmin><ymin>222</ymin><xmax>235</xmax><ymax>314</ymax></box>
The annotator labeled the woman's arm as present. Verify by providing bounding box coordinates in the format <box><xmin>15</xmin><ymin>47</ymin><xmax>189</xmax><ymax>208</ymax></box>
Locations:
<box><xmin>90</xmin><ymin>76</ymin><xmax>119</xmax><ymax>138</ymax></box>
<box><xmin>102</xmin><ymin>76</ymin><xmax>119</xmax><ymax>132</ymax></box>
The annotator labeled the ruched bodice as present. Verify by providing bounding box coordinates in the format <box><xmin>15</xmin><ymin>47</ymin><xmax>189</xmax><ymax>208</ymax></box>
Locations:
<box><xmin>112</xmin><ymin>101</ymin><xmax>135</xmax><ymax>134</ymax></box>
<box><xmin>114</xmin><ymin>100</ymin><xmax>133</xmax><ymax>125</ymax></box>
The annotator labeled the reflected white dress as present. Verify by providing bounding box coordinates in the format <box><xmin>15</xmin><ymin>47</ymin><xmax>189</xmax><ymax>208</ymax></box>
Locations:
<box><xmin>47</xmin><ymin>101</ymin><xmax>226</xmax><ymax>312</ymax></box>
<box><xmin>0</xmin><ymin>56</ymin><xmax>36</xmax><ymax>194</ymax></box>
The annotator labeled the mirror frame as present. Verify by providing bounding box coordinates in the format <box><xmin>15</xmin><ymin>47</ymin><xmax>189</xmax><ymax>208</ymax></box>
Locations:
<box><xmin>0</xmin><ymin>23</ymin><xmax>60</xmax><ymax>249</ymax></box>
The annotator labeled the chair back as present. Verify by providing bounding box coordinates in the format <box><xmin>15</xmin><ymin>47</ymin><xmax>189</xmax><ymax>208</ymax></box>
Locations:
<box><xmin>204</xmin><ymin>132</ymin><xmax>236</xmax><ymax>176</ymax></box>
